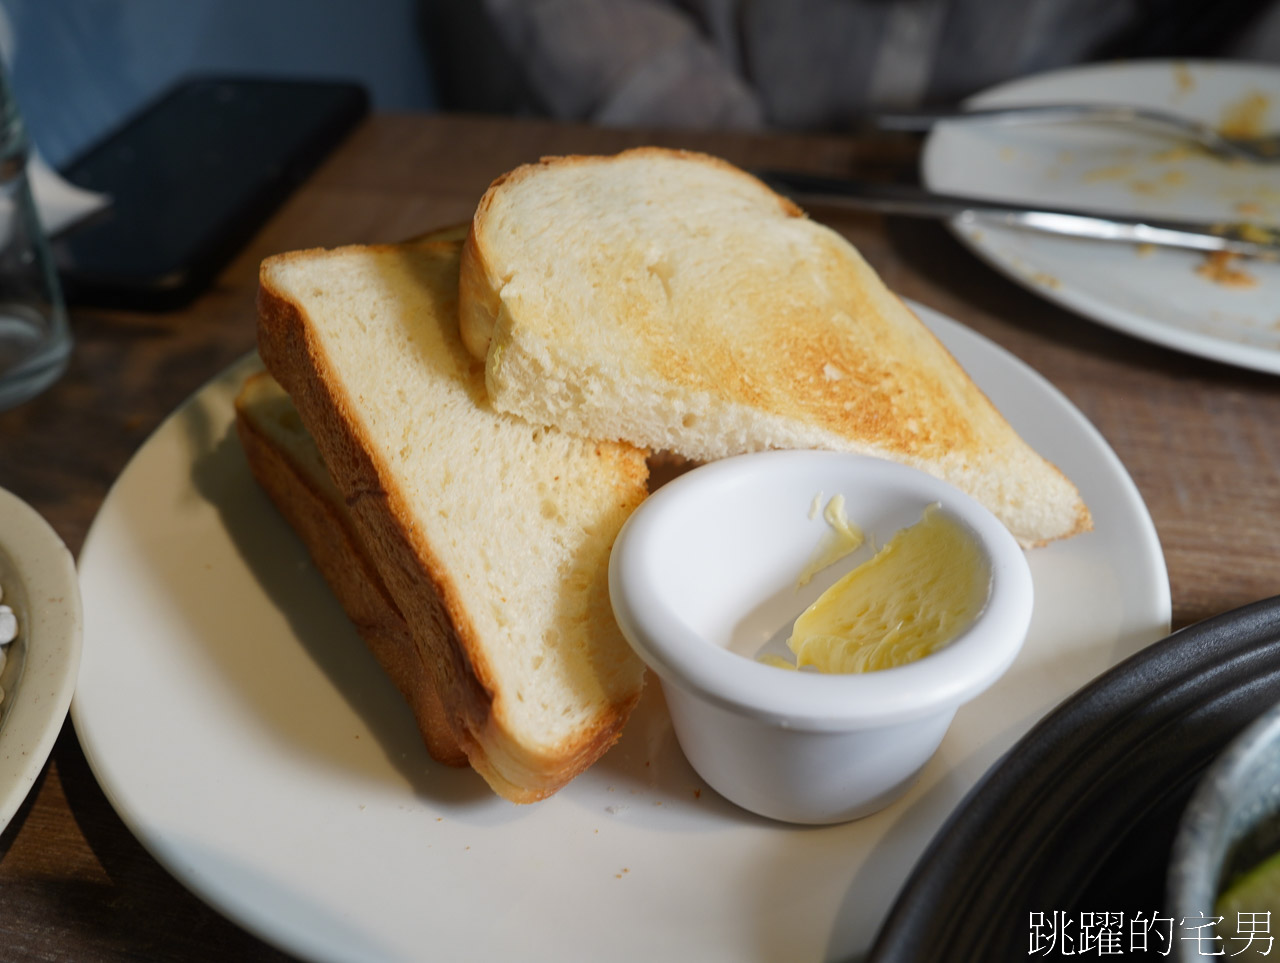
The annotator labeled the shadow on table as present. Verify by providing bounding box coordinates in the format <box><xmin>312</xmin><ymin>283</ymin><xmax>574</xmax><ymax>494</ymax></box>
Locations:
<box><xmin>0</xmin><ymin>753</ymin><xmax>49</xmax><ymax>861</ymax></box>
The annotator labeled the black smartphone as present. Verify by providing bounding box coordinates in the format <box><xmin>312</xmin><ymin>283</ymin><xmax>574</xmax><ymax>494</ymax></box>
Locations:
<box><xmin>52</xmin><ymin>75</ymin><xmax>369</xmax><ymax>310</ymax></box>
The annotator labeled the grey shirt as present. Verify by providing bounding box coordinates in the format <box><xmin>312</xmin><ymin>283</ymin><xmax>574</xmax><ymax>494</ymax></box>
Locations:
<box><xmin>445</xmin><ymin>0</ymin><xmax>1280</xmax><ymax>129</ymax></box>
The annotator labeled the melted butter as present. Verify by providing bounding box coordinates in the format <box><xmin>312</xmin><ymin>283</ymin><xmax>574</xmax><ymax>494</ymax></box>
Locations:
<box><xmin>795</xmin><ymin>494</ymin><xmax>864</xmax><ymax>587</ymax></box>
<box><xmin>784</xmin><ymin>504</ymin><xmax>990</xmax><ymax>674</ymax></box>
<box><xmin>757</xmin><ymin>653</ymin><xmax>797</xmax><ymax>671</ymax></box>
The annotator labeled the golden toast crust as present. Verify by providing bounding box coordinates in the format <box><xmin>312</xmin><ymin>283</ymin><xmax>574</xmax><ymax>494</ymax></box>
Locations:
<box><xmin>257</xmin><ymin>241</ymin><xmax>647</xmax><ymax>802</ymax></box>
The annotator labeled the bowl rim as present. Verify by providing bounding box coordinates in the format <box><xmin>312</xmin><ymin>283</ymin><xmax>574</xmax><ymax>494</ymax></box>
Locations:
<box><xmin>609</xmin><ymin>450</ymin><xmax>1034</xmax><ymax>731</ymax></box>
<box><xmin>1168</xmin><ymin>700</ymin><xmax>1280</xmax><ymax>934</ymax></box>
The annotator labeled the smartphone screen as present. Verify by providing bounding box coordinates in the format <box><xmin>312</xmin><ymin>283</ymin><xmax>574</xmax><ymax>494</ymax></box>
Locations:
<box><xmin>52</xmin><ymin>76</ymin><xmax>369</xmax><ymax>309</ymax></box>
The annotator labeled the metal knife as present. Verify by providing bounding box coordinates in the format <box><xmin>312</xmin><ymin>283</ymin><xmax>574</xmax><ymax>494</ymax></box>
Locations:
<box><xmin>755</xmin><ymin>169</ymin><xmax>1280</xmax><ymax>258</ymax></box>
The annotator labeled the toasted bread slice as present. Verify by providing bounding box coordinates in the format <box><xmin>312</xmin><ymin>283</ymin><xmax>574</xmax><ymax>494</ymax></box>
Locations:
<box><xmin>257</xmin><ymin>239</ymin><xmax>649</xmax><ymax>802</ymax></box>
<box><xmin>459</xmin><ymin>148</ymin><xmax>1090</xmax><ymax>547</ymax></box>
<box><xmin>235</xmin><ymin>370</ymin><xmax>468</xmax><ymax>767</ymax></box>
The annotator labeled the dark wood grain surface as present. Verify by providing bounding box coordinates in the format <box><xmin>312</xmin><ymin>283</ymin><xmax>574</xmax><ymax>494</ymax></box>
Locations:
<box><xmin>1</xmin><ymin>112</ymin><xmax>1278</xmax><ymax>961</ymax></box>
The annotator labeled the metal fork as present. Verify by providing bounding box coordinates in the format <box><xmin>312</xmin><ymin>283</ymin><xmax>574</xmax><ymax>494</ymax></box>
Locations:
<box><xmin>868</xmin><ymin>104</ymin><xmax>1280</xmax><ymax>164</ymax></box>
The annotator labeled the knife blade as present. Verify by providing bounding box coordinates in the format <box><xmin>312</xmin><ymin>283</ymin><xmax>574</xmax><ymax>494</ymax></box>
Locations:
<box><xmin>756</xmin><ymin>169</ymin><xmax>1280</xmax><ymax>258</ymax></box>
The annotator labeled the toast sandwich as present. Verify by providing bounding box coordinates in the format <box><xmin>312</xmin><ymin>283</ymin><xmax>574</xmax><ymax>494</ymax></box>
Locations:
<box><xmin>257</xmin><ymin>238</ymin><xmax>649</xmax><ymax>802</ymax></box>
<box><xmin>459</xmin><ymin>148</ymin><xmax>1091</xmax><ymax>547</ymax></box>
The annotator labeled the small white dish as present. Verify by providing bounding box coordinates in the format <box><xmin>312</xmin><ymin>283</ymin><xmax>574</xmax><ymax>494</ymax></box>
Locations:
<box><xmin>608</xmin><ymin>449</ymin><xmax>1034</xmax><ymax>825</ymax></box>
<box><xmin>0</xmin><ymin>485</ymin><xmax>82</xmax><ymax>831</ymax></box>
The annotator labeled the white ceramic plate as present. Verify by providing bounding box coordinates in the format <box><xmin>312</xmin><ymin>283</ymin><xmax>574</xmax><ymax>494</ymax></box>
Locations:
<box><xmin>923</xmin><ymin>59</ymin><xmax>1280</xmax><ymax>373</ymax></box>
<box><xmin>0</xmin><ymin>486</ymin><xmax>82</xmax><ymax>831</ymax></box>
<box><xmin>73</xmin><ymin>305</ymin><xmax>1170</xmax><ymax>963</ymax></box>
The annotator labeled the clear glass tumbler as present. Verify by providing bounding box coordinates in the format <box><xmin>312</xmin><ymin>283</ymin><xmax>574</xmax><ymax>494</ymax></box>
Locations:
<box><xmin>0</xmin><ymin>59</ymin><xmax>70</xmax><ymax>411</ymax></box>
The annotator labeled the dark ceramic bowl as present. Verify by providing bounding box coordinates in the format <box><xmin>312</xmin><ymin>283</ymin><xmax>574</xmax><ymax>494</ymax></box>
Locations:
<box><xmin>866</xmin><ymin>596</ymin><xmax>1280</xmax><ymax>962</ymax></box>
<box><xmin>1168</xmin><ymin>701</ymin><xmax>1280</xmax><ymax>961</ymax></box>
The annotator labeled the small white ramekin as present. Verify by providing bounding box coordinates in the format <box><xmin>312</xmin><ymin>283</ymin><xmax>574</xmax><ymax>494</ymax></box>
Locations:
<box><xmin>609</xmin><ymin>450</ymin><xmax>1034</xmax><ymax>825</ymax></box>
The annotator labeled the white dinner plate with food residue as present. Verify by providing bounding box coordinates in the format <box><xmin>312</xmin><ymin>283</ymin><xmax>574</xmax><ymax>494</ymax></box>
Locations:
<box><xmin>71</xmin><ymin>306</ymin><xmax>1170</xmax><ymax>963</ymax></box>
<box><xmin>923</xmin><ymin>59</ymin><xmax>1280</xmax><ymax>374</ymax></box>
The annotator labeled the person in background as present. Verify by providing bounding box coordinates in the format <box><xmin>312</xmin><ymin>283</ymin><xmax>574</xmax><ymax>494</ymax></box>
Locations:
<box><xmin>423</xmin><ymin>0</ymin><xmax>1280</xmax><ymax>131</ymax></box>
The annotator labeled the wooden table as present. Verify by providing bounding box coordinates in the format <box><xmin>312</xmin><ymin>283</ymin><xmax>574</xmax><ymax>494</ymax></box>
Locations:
<box><xmin>1</xmin><ymin>112</ymin><xmax>1277</xmax><ymax>961</ymax></box>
